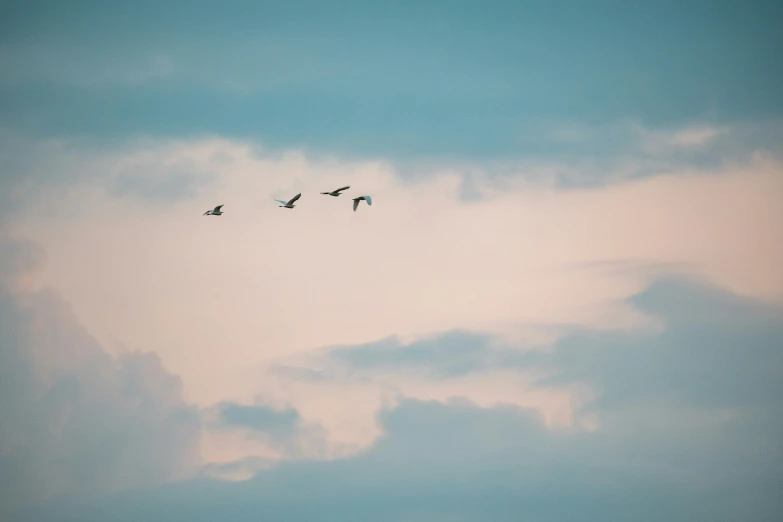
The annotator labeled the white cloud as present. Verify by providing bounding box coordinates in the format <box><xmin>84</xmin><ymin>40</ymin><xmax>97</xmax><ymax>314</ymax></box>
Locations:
<box><xmin>534</xmin><ymin>120</ymin><xmax>726</xmax><ymax>150</ymax></box>
<box><xmin>4</xmin><ymin>135</ymin><xmax>782</xmax><ymax>458</ymax></box>
<box><xmin>638</xmin><ymin>123</ymin><xmax>728</xmax><ymax>151</ymax></box>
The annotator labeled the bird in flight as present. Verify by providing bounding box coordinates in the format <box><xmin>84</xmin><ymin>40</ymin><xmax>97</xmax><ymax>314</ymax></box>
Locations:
<box><xmin>321</xmin><ymin>185</ymin><xmax>351</xmax><ymax>197</ymax></box>
<box><xmin>275</xmin><ymin>193</ymin><xmax>302</xmax><ymax>209</ymax></box>
<box><xmin>204</xmin><ymin>204</ymin><xmax>224</xmax><ymax>216</ymax></box>
<box><xmin>352</xmin><ymin>195</ymin><xmax>372</xmax><ymax>212</ymax></box>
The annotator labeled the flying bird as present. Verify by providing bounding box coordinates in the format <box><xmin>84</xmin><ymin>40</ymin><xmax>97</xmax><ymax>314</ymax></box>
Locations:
<box><xmin>352</xmin><ymin>195</ymin><xmax>372</xmax><ymax>212</ymax></box>
<box><xmin>275</xmin><ymin>193</ymin><xmax>302</xmax><ymax>209</ymax></box>
<box><xmin>321</xmin><ymin>185</ymin><xmax>351</xmax><ymax>197</ymax></box>
<box><xmin>204</xmin><ymin>204</ymin><xmax>224</xmax><ymax>216</ymax></box>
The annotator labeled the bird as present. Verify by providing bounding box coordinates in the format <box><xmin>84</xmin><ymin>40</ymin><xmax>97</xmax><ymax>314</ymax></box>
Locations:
<box><xmin>204</xmin><ymin>204</ymin><xmax>224</xmax><ymax>216</ymax></box>
<box><xmin>352</xmin><ymin>195</ymin><xmax>372</xmax><ymax>212</ymax></box>
<box><xmin>275</xmin><ymin>193</ymin><xmax>302</xmax><ymax>209</ymax></box>
<box><xmin>321</xmin><ymin>185</ymin><xmax>351</xmax><ymax>197</ymax></box>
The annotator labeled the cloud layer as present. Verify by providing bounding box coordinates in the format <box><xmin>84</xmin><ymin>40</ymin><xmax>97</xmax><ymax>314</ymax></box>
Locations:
<box><xmin>2</xmin><ymin>3</ymin><xmax>782</xmax><ymax>519</ymax></box>
<box><xmin>0</xmin><ymin>234</ymin><xmax>202</xmax><ymax>517</ymax></box>
<box><xmin>1</xmin><ymin>134</ymin><xmax>779</xmax><ymax>456</ymax></box>
<box><xmin>1</xmin><ymin>129</ymin><xmax>781</xmax><ymax>519</ymax></box>
<box><xmin>10</xmin><ymin>278</ymin><xmax>781</xmax><ymax>521</ymax></box>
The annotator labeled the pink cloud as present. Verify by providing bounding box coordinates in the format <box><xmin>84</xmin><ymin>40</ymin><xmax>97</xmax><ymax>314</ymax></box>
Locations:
<box><xmin>5</xmin><ymin>136</ymin><xmax>782</xmax><ymax>459</ymax></box>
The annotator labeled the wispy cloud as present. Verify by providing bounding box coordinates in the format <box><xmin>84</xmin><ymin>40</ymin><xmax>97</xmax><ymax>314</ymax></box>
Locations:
<box><xmin>637</xmin><ymin>123</ymin><xmax>728</xmax><ymax>151</ymax></box>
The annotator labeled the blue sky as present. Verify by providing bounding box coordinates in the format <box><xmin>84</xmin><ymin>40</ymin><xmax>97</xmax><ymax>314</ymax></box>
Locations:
<box><xmin>1</xmin><ymin>2</ymin><xmax>782</xmax><ymax>521</ymax></box>
<box><xmin>2</xmin><ymin>0</ymin><xmax>782</xmax><ymax>160</ymax></box>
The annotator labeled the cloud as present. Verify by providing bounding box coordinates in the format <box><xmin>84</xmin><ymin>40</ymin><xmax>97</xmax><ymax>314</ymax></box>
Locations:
<box><xmin>1</xmin><ymin>135</ymin><xmax>780</xmax><ymax>456</ymax></box>
<box><xmin>537</xmin><ymin>121</ymin><xmax>725</xmax><ymax>150</ymax></box>
<box><xmin>197</xmin><ymin>400</ymin><xmax>329</xmax><ymax>481</ymax></box>
<box><xmin>20</xmin><ymin>278</ymin><xmax>783</xmax><ymax>522</ymax></box>
<box><xmin>3</xmin><ymin>4</ymin><xmax>782</xmax><ymax>518</ymax></box>
<box><xmin>268</xmin><ymin>364</ymin><xmax>330</xmax><ymax>382</ymax></box>
<box><xmin>214</xmin><ymin>402</ymin><xmax>300</xmax><ymax>434</ymax></box>
<box><xmin>0</xmin><ymin>133</ymin><xmax>223</xmax><ymax>216</ymax></box>
<box><xmin>529</xmin><ymin>278</ymin><xmax>783</xmax><ymax>414</ymax></box>
<box><xmin>3</xmin><ymin>229</ymin><xmax>781</xmax><ymax>521</ymax></box>
<box><xmin>108</xmin><ymin>168</ymin><xmax>212</xmax><ymax>203</ymax></box>
<box><xmin>662</xmin><ymin>126</ymin><xmax>724</xmax><ymax>147</ymax></box>
<box><xmin>0</xmin><ymin>233</ymin><xmax>46</xmax><ymax>288</ymax></box>
<box><xmin>0</xmin><ymin>233</ymin><xmax>202</xmax><ymax>518</ymax></box>
<box><xmin>265</xmin><ymin>278</ymin><xmax>783</xmax><ymax>450</ymax></box>
<box><xmin>325</xmin><ymin>331</ymin><xmax>511</xmax><ymax>379</ymax></box>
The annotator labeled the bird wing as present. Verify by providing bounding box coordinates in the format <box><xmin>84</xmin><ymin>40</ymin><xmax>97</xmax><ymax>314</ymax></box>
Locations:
<box><xmin>353</xmin><ymin>199</ymin><xmax>359</xmax><ymax>211</ymax></box>
<box><xmin>274</xmin><ymin>199</ymin><xmax>288</xmax><ymax>205</ymax></box>
<box><xmin>334</xmin><ymin>186</ymin><xmax>350</xmax><ymax>193</ymax></box>
<box><xmin>287</xmin><ymin>193</ymin><xmax>301</xmax><ymax>205</ymax></box>
<box><xmin>363</xmin><ymin>195</ymin><xmax>372</xmax><ymax>206</ymax></box>
<box><xmin>203</xmin><ymin>211</ymin><xmax>211</xmax><ymax>215</ymax></box>
<box><xmin>214</xmin><ymin>205</ymin><xmax>224</xmax><ymax>212</ymax></box>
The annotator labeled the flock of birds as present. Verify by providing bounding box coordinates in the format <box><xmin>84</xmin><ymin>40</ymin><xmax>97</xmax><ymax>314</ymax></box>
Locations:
<box><xmin>202</xmin><ymin>185</ymin><xmax>372</xmax><ymax>216</ymax></box>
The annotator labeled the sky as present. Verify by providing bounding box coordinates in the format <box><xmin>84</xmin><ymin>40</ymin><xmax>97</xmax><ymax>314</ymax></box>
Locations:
<box><xmin>1</xmin><ymin>1</ymin><xmax>782</xmax><ymax>520</ymax></box>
